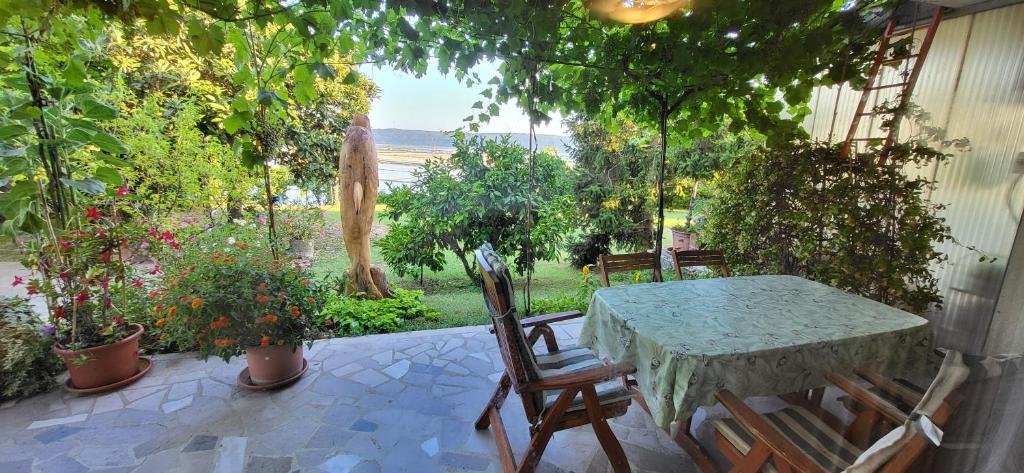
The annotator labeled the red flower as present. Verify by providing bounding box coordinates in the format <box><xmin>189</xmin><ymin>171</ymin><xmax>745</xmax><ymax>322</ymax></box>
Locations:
<box><xmin>59</xmin><ymin>270</ymin><xmax>70</xmax><ymax>280</ymax></box>
<box><xmin>112</xmin><ymin>316</ymin><xmax>124</xmax><ymax>326</ymax></box>
<box><xmin>26</xmin><ymin>284</ymin><xmax>39</xmax><ymax>296</ymax></box>
<box><xmin>148</xmin><ymin>227</ymin><xmax>159</xmax><ymax>238</ymax></box>
<box><xmin>75</xmin><ymin>291</ymin><xmax>88</xmax><ymax>304</ymax></box>
<box><xmin>53</xmin><ymin>307</ymin><xmax>65</xmax><ymax>319</ymax></box>
<box><xmin>11</xmin><ymin>276</ymin><xmax>23</xmax><ymax>287</ymax></box>
<box><xmin>95</xmin><ymin>228</ymin><xmax>107</xmax><ymax>238</ymax></box>
<box><xmin>161</xmin><ymin>231</ymin><xmax>174</xmax><ymax>242</ymax></box>
<box><xmin>116</xmin><ymin>186</ymin><xmax>129</xmax><ymax>197</ymax></box>
<box><xmin>214</xmin><ymin>339</ymin><xmax>234</xmax><ymax>347</ymax></box>
<box><xmin>260</xmin><ymin>335</ymin><xmax>271</xmax><ymax>347</ymax></box>
<box><xmin>100</xmin><ymin>277</ymin><xmax>110</xmax><ymax>289</ymax></box>
<box><xmin>85</xmin><ymin>207</ymin><xmax>101</xmax><ymax>220</ymax></box>
<box><xmin>256</xmin><ymin>294</ymin><xmax>270</xmax><ymax>304</ymax></box>
<box><xmin>150</xmin><ymin>264</ymin><xmax>162</xmax><ymax>275</ymax></box>
<box><xmin>169</xmin><ymin>241</ymin><xmax>181</xmax><ymax>250</ymax></box>
<box><xmin>58</xmin><ymin>240</ymin><xmax>72</xmax><ymax>250</ymax></box>
<box><xmin>132</xmin><ymin>278</ymin><xmax>143</xmax><ymax>288</ymax></box>
<box><xmin>100</xmin><ymin>251</ymin><xmax>113</xmax><ymax>263</ymax></box>
<box><xmin>290</xmin><ymin>306</ymin><xmax>300</xmax><ymax>317</ymax></box>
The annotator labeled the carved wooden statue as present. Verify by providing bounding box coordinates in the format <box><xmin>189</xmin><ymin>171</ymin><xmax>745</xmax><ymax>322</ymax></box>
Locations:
<box><xmin>339</xmin><ymin>115</ymin><xmax>393</xmax><ymax>299</ymax></box>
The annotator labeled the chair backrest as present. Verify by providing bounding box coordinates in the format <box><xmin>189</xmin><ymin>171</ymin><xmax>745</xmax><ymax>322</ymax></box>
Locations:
<box><xmin>596</xmin><ymin>252</ymin><xmax>662</xmax><ymax>287</ymax></box>
<box><xmin>475</xmin><ymin>243</ymin><xmax>545</xmax><ymax>417</ymax></box>
<box><xmin>670</xmin><ymin>248</ymin><xmax>732</xmax><ymax>279</ymax></box>
<box><xmin>846</xmin><ymin>350</ymin><xmax>970</xmax><ymax>473</ymax></box>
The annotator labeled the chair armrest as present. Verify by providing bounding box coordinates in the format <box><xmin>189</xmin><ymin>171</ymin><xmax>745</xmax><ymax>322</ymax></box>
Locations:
<box><xmin>715</xmin><ymin>390</ymin><xmax>826</xmax><ymax>473</ymax></box>
<box><xmin>826</xmin><ymin>373</ymin><xmax>908</xmax><ymax>425</ymax></box>
<box><xmin>528</xmin><ymin>362</ymin><xmax>636</xmax><ymax>390</ymax></box>
<box><xmin>489</xmin><ymin>310</ymin><xmax>583</xmax><ymax>334</ymax></box>
<box><xmin>521</xmin><ymin>310</ymin><xmax>583</xmax><ymax>328</ymax></box>
<box><xmin>855</xmin><ymin>369</ymin><xmax>924</xmax><ymax>407</ymax></box>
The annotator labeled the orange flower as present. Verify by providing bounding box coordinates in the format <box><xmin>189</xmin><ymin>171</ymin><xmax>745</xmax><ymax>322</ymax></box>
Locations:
<box><xmin>210</xmin><ymin>251</ymin><xmax>222</xmax><ymax>262</ymax></box>
<box><xmin>299</xmin><ymin>279</ymin><xmax>310</xmax><ymax>286</ymax></box>
<box><xmin>256</xmin><ymin>294</ymin><xmax>269</xmax><ymax>303</ymax></box>
<box><xmin>214</xmin><ymin>338</ymin><xmax>234</xmax><ymax>347</ymax></box>
<box><xmin>155</xmin><ymin>318</ymin><xmax>166</xmax><ymax>328</ymax></box>
<box><xmin>257</xmin><ymin>314</ymin><xmax>279</xmax><ymax>324</ymax></box>
<box><xmin>167</xmin><ymin>306</ymin><xmax>177</xmax><ymax>319</ymax></box>
<box><xmin>290</xmin><ymin>306</ymin><xmax>300</xmax><ymax>317</ymax></box>
<box><xmin>582</xmin><ymin>266</ymin><xmax>591</xmax><ymax>276</ymax></box>
<box><xmin>307</xmin><ymin>296</ymin><xmax>315</xmax><ymax>304</ymax></box>
<box><xmin>235</xmin><ymin>242</ymin><xmax>249</xmax><ymax>250</ymax></box>
<box><xmin>190</xmin><ymin>297</ymin><xmax>204</xmax><ymax>309</ymax></box>
<box><xmin>260</xmin><ymin>335</ymin><xmax>271</xmax><ymax>347</ymax></box>
<box><xmin>258</xmin><ymin>282</ymin><xmax>267</xmax><ymax>291</ymax></box>
<box><xmin>208</xmin><ymin>316</ymin><xmax>229</xmax><ymax>330</ymax></box>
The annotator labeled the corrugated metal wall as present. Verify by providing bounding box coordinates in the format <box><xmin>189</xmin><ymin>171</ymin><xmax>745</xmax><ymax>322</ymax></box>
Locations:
<box><xmin>802</xmin><ymin>3</ymin><xmax>1024</xmax><ymax>353</ymax></box>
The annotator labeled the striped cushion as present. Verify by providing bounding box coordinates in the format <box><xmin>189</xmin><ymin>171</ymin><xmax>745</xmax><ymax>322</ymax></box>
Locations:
<box><xmin>538</xmin><ymin>345</ymin><xmax>631</xmax><ymax>413</ymax></box>
<box><xmin>712</xmin><ymin>406</ymin><xmax>864</xmax><ymax>473</ymax></box>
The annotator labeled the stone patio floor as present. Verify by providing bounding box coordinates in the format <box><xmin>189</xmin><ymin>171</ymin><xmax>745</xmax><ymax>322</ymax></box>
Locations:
<box><xmin>0</xmin><ymin>319</ymin><xmax>702</xmax><ymax>473</ymax></box>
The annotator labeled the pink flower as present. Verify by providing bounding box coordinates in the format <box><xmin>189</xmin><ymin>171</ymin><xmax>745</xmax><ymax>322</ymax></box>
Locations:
<box><xmin>58</xmin><ymin>240</ymin><xmax>72</xmax><ymax>250</ymax></box>
<box><xmin>150</xmin><ymin>264</ymin><xmax>162</xmax><ymax>275</ymax></box>
<box><xmin>116</xmin><ymin>186</ymin><xmax>129</xmax><ymax>197</ymax></box>
<box><xmin>169</xmin><ymin>241</ymin><xmax>181</xmax><ymax>250</ymax></box>
<box><xmin>148</xmin><ymin>227</ymin><xmax>159</xmax><ymax>238</ymax></box>
<box><xmin>100</xmin><ymin>277</ymin><xmax>110</xmax><ymax>289</ymax></box>
<box><xmin>161</xmin><ymin>231</ymin><xmax>174</xmax><ymax>242</ymax></box>
<box><xmin>100</xmin><ymin>251</ymin><xmax>113</xmax><ymax>263</ymax></box>
<box><xmin>258</xmin><ymin>215</ymin><xmax>267</xmax><ymax>225</ymax></box>
<box><xmin>75</xmin><ymin>291</ymin><xmax>88</xmax><ymax>304</ymax></box>
<box><xmin>132</xmin><ymin>278</ymin><xmax>143</xmax><ymax>288</ymax></box>
<box><xmin>11</xmin><ymin>276</ymin><xmax>23</xmax><ymax>287</ymax></box>
<box><xmin>140</xmin><ymin>241</ymin><xmax>151</xmax><ymax>250</ymax></box>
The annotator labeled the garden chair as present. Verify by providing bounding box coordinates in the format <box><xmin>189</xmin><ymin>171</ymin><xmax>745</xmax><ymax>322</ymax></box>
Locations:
<box><xmin>474</xmin><ymin>243</ymin><xmax>637</xmax><ymax>473</ymax></box>
<box><xmin>669</xmin><ymin>248</ymin><xmax>732</xmax><ymax>279</ymax></box>
<box><xmin>596</xmin><ymin>251</ymin><xmax>662</xmax><ymax>287</ymax></box>
<box><xmin>710</xmin><ymin>350</ymin><xmax>969</xmax><ymax>473</ymax></box>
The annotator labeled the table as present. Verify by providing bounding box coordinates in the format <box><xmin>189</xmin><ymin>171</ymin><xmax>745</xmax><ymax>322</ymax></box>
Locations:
<box><xmin>579</xmin><ymin>275</ymin><xmax>931</xmax><ymax>435</ymax></box>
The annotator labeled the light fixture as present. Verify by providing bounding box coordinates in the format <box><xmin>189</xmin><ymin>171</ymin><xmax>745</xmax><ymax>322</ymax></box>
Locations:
<box><xmin>587</xmin><ymin>0</ymin><xmax>690</xmax><ymax>24</ymax></box>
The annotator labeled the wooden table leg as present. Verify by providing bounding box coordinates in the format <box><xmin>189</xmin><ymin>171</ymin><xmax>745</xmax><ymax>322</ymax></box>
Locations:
<box><xmin>629</xmin><ymin>386</ymin><xmax>718</xmax><ymax>473</ymax></box>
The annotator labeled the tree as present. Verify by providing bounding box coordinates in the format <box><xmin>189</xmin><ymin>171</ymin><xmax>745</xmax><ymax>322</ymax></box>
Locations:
<box><xmin>377</xmin><ymin>133</ymin><xmax>576</xmax><ymax>282</ymax></box>
<box><xmin>566</xmin><ymin>118</ymin><xmax>657</xmax><ymax>267</ymax></box>
<box><xmin>356</xmin><ymin>0</ymin><xmax>894</xmax><ymax>279</ymax></box>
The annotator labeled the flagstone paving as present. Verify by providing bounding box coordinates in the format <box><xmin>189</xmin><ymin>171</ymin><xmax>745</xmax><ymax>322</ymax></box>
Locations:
<box><xmin>0</xmin><ymin>320</ymin><xmax>699</xmax><ymax>473</ymax></box>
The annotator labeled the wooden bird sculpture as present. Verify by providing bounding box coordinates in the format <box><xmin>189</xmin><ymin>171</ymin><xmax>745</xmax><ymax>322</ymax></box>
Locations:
<box><xmin>339</xmin><ymin>114</ymin><xmax>393</xmax><ymax>299</ymax></box>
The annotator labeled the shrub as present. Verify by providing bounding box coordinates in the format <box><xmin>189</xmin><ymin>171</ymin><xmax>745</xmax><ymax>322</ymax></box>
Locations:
<box><xmin>0</xmin><ymin>297</ymin><xmax>63</xmax><ymax>401</ymax></box>
<box><xmin>702</xmin><ymin>141</ymin><xmax>953</xmax><ymax>313</ymax></box>
<box><xmin>530</xmin><ymin>266</ymin><xmax>600</xmax><ymax>315</ymax></box>
<box><xmin>567</xmin><ymin>233</ymin><xmax>611</xmax><ymax>270</ymax></box>
<box><xmin>156</xmin><ymin>239</ymin><xmax>325</xmax><ymax>362</ymax></box>
<box><xmin>378</xmin><ymin>133</ymin><xmax>576</xmax><ymax>282</ymax></box>
<box><xmin>277</xmin><ymin>206</ymin><xmax>327</xmax><ymax>241</ymax></box>
<box><xmin>317</xmin><ymin>289</ymin><xmax>438</xmax><ymax>336</ymax></box>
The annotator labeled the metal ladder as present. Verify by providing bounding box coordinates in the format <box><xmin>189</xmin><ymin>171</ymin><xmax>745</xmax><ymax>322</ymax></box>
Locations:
<box><xmin>841</xmin><ymin>6</ymin><xmax>944</xmax><ymax>164</ymax></box>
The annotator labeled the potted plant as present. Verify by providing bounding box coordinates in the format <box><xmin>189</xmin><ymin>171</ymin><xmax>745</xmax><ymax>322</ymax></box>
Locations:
<box><xmin>278</xmin><ymin>207</ymin><xmax>326</xmax><ymax>259</ymax></box>
<box><xmin>21</xmin><ymin>201</ymin><xmax>173</xmax><ymax>391</ymax></box>
<box><xmin>157</xmin><ymin>240</ymin><xmax>324</xmax><ymax>388</ymax></box>
<box><xmin>670</xmin><ymin>221</ymin><xmax>699</xmax><ymax>251</ymax></box>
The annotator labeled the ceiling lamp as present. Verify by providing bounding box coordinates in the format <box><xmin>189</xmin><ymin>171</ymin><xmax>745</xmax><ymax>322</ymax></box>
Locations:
<box><xmin>587</xmin><ymin>0</ymin><xmax>690</xmax><ymax>24</ymax></box>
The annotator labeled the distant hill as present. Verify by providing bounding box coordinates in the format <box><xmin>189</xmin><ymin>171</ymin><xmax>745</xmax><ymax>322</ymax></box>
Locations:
<box><xmin>372</xmin><ymin>128</ymin><xmax>572</xmax><ymax>156</ymax></box>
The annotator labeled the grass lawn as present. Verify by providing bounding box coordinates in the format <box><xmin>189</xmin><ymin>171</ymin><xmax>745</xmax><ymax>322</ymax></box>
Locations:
<box><xmin>312</xmin><ymin>206</ymin><xmax>689</xmax><ymax>331</ymax></box>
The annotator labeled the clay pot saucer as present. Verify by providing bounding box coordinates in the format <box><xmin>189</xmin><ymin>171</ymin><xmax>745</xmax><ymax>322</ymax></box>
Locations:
<box><xmin>64</xmin><ymin>357</ymin><xmax>152</xmax><ymax>395</ymax></box>
<box><xmin>237</xmin><ymin>358</ymin><xmax>308</xmax><ymax>391</ymax></box>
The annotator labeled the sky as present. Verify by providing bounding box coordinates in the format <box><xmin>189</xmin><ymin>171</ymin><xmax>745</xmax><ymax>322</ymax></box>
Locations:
<box><xmin>359</xmin><ymin>60</ymin><xmax>567</xmax><ymax>136</ymax></box>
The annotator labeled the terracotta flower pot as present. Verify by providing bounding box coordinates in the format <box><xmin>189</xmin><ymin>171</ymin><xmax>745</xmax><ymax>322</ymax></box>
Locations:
<box><xmin>245</xmin><ymin>345</ymin><xmax>304</xmax><ymax>385</ymax></box>
<box><xmin>671</xmin><ymin>229</ymin><xmax>698</xmax><ymax>251</ymax></box>
<box><xmin>54</xmin><ymin>323</ymin><xmax>144</xmax><ymax>390</ymax></box>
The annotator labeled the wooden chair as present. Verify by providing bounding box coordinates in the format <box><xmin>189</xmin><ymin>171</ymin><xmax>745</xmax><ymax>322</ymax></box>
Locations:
<box><xmin>474</xmin><ymin>243</ymin><xmax>637</xmax><ymax>473</ymax></box>
<box><xmin>710</xmin><ymin>351</ymin><xmax>969</xmax><ymax>473</ymax></box>
<box><xmin>669</xmin><ymin>248</ymin><xmax>732</xmax><ymax>279</ymax></box>
<box><xmin>596</xmin><ymin>252</ymin><xmax>662</xmax><ymax>287</ymax></box>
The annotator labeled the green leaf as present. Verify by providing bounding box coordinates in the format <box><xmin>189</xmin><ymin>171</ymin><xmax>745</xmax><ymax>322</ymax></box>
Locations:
<box><xmin>0</xmin><ymin>124</ymin><xmax>28</xmax><ymax>141</ymax></box>
<box><xmin>471</xmin><ymin>101</ymin><xmax>483</xmax><ymax>109</ymax></box>
<box><xmin>223</xmin><ymin>111</ymin><xmax>250</xmax><ymax>134</ymax></box>
<box><xmin>312</xmin><ymin>62</ymin><xmax>337</xmax><ymax>79</ymax></box>
<box><xmin>63</xmin><ymin>56</ymin><xmax>87</xmax><ymax>85</ymax></box>
<box><xmin>93</xmin><ymin>167</ymin><xmax>123</xmax><ymax>186</ymax></box>
<box><xmin>90</xmin><ymin>131</ymin><xmax>129</xmax><ymax>154</ymax></box>
<box><xmin>77</xmin><ymin>98</ymin><xmax>118</xmax><ymax>120</ymax></box>
<box><xmin>342</xmin><ymin>70</ymin><xmax>359</xmax><ymax>85</ymax></box>
<box><xmin>188</xmin><ymin>19</ymin><xmax>225</xmax><ymax>55</ymax></box>
<box><xmin>59</xmin><ymin>178</ymin><xmax>105</xmax><ymax>195</ymax></box>
<box><xmin>95</xmin><ymin>153</ymin><xmax>131</xmax><ymax>168</ymax></box>
<box><xmin>10</xmin><ymin>104</ymin><xmax>41</xmax><ymax>120</ymax></box>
